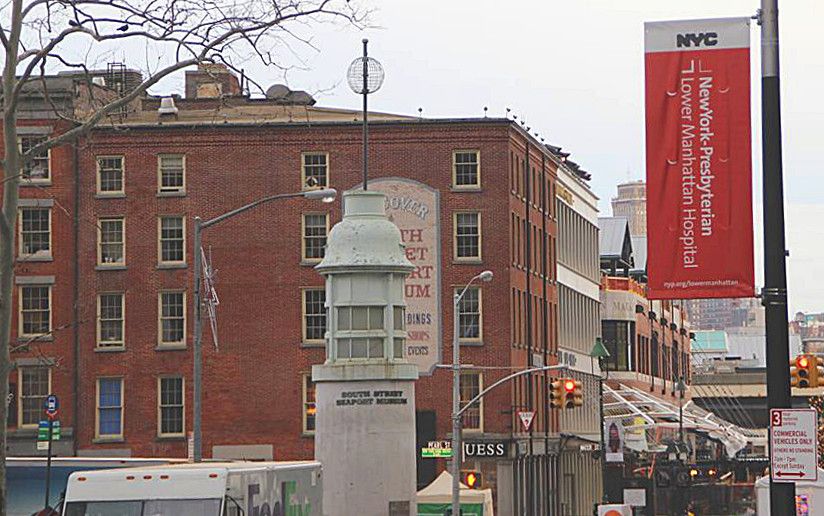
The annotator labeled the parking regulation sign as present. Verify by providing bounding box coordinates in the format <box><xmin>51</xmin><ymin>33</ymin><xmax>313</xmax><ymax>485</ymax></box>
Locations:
<box><xmin>45</xmin><ymin>394</ymin><xmax>59</xmax><ymax>419</ymax></box>
<box><xmin>770</xmin><ymin>408</ymin><xmax>818</xmax><ymax>482</ymax></box>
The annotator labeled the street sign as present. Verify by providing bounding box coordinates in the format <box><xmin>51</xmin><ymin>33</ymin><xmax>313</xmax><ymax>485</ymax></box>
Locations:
<box><xmin>421</xmin><ymin>441</ymin><xmax>452</xmax><ymax>458</ymax></box>
<box><xmin>518</xmin><ymin>411</ymin><xmax>535</xmax><ymax>432</ymax></box>
<box><xmin>37</xmin><ymin>420</ymin><xmax>60</xmax><ymax>441</ymax></box>
<box><xmin>45</xmin><ymin>394</ymin><xmax>58</xmax><ymax>419</ymax></box>
<box><xmin>770</xmin><ymin>408</ymin><xmax>818</xmax><ymax>482</ymax></box>
<box><xmin>37</xmin><ymin>441</ymin><xmax>49</xmax><ymax>451</ymax></box>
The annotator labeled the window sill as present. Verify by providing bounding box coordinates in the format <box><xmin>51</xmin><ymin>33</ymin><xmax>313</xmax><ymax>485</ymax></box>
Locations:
<box><xmin>300</xmin><ymin>260</ymin><xmax>323</xmax><ymax>267</ymax></box>
<box><xmin>301</xmin><ymin>341</ymin><xmax>325</xmax><ymax>349</ymax></box>
<box><xmin>95</xmin><ymin>193</ymin><xmax>126</xmax><ymax>199</ymax></box>
<box><xmin>157</xmin><ymin>263</ymin><xmax>187</xmax><ymax>270</ymax></box>
<box><xmin>93</xmin><ymin>437</ymin><xmax>125</xmax><ymax>444</ymax></box>
<box><xmin>96</xmin><ymin>265</ymin><xmax>127</xmax><ymax>271</ymax></box>
<box><xmin>453</xmin><ymin>258</ymin><xmax>483</xmax><ymax>265</ymax></box>
<box><xmin>459</xmin><ymin>340</ymin><xmax>484</xmax><ymax>347</ymax></box>
<box><xmin>156</xmin><ymin>435</ymin><xmax>186</xmax><ymax>441</ymax></box>
<box><xmin>155</xmin><ymin>344</ymin><xmax>187</xmax><ymax>351</ymax></box>
<box><xmin>95</xmin><ymin>346</ymin><xmax>125</xmax><ymax>353</ymax></box>
<box><xmin>157</xmin><ymin>191</ymin><xmax>186</xmax><ymax>198</ymax></box>
<box><xmin>301</xmin><ymin>432</ymin><xmax>316</xmax><ymax>439</ymax></box>
<box><xmin>17</xmin><ymin>255</ymin><xmax>53</xmax><ymax>262</ymax></box>
<box><xmin>20</xmin><ymin>180</ymin><xmax>52</xmax><ymax>187</ymax></box>
<box><xmin>17</xmin><ymin>335</ymin><xmax>53</xmax><ymax>343</ymax></box>
<box><xmin>450</xmin><ymin>186</ymin><xmax>482</xmax><ymax>193</ymax></box>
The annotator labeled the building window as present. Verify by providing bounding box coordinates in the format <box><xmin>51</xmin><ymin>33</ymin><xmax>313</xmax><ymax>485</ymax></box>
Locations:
<box><xmin>158</xmin><ymin>377</ymin><xmax>184</xmax><ymax>437</ymax></box>
<box><xmin>159</xmin><ymin>291</ymin><xmax>186</xmax><ymax>346</ymax></box>
<box><xmin>454</xmin><ymin>212</ymin><xmax>481</xmax><ymax>260</ymax></box>
<box><xmin>457</xmin><ymin>287</ymin><xmax>482</xmax><ymax>341</ymax></box>
<box><xmin>19</xmin><ymin>136</ymin><xmax>50</xmax><ymax>182</ymax></box>
<box><xmin>96</xmin><ymin>377</ymin><xmax>123</xmax><ymax>438</ymax></box>
<box><xmin>19</xmin><ymin>285</ymin><xmax>51</xmax><ymax>337</ymax></box>
<box><xmin>18</xmin><ymin>207</ymin><xmax>51</xmax><ymax>258</ymax></box>
<box><xmin>302</xmin><ymin>213</ymin><xmax>328</xmax><ymax>262</ymax></box>
<box><xmin>336</xmin><ymin>305</ymin><xmax>385</xmax><ymax>359</ymax></box>
<box><xmin>301</xmin><ymin>152</ymin><xmax>328</xmax><ymax>189</ymax></box>
<box><xmin>393</xmin><ymin>305</ymin><xmax>406</xmax><ymax>359</ymax></box>
<box><xmin>303</xmin><ymin>374</ymin><xmax>316</xmax><ymax>434</ymax></box>
<box><xmin>158</xmin><ymin>216</ymin><xmax>185</xmax><ymax>264</ymax></box>
<box><xmin>98</xmin><ymin>217</ymin><xmax>125</xmax><ymax>266</ymax></box>
<box><xmin>97</xmin><ymin>156</ymin><xmax>124</xmax><ymax>194</ymax></box>
<box><xmin>302</xmin><ymin>289</ymin><xmax>326</xmax><ymax>344</ymax></box>
<box><xmin>158</xmin><ymin>154</ymin><xmax>186</xmax><ymax>194</ymax></box>
<box><xmin>18</xmin><ymin>367</ymin><xmax>49</xmax><ymax>427</ymax></box>
<box><xmin>460</xmin><ymin>372</ymin><xmax>482</xmax><ymax>431</ymax></box>
<box><xmin>453</xmin><ymin>150</ymin><xmax>480</xmax><ymax>188</ymax></box>
<box><xmin>98</xmin><ymin>293</ymin><xmax>124</xmax><ymax>348</ymax></box>
<box><xmin>602</xmin><ymin>320</ymin><xmax>633</xmax><ymax>372</ymax></box>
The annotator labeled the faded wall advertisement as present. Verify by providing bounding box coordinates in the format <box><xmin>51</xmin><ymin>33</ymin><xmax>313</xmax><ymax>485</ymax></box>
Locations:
<box><xmin>367</xmin><ymin>178</ymin><xmax>441</xmax><ymax>375</ymax></box>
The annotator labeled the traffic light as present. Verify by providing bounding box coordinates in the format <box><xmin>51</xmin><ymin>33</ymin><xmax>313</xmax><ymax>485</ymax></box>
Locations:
<box><xmin>562</xmin><ymin>379</ymin><xmax>576</xmax><ymax>409</ymax></box>
<box><xmin>461</xmin><ymin>470</ymin><xmax>482</xmax><ymax>489</ymax></box>
<box><xmin>550</xmin><ymin>380</ymin><xmax>563</xmax><ymax>409</ymax></box>
<box><xmin>570</xmin><ymin>380</ymin><xmax>583</xmax><ymax>408</ymax></box>
<box><xmin>791</xmin><ymin>354</ymin><xmax>824</xmax><ymax>388</ymax></box>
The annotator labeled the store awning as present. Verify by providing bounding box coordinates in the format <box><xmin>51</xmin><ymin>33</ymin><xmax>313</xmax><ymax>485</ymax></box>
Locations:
<box><xmin>603</xmin><ymin>383</ymin><xmax>766</xmax><ymax>456</ymax></box>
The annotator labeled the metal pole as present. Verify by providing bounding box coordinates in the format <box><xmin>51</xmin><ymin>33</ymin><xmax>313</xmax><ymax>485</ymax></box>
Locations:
<box><xmin>192</xmin><ymin>217</ymin><xmax>203</xmax><ymax>462</ymax></box>
<box><xmin>362</xmin><ymin>38</ymin><xmax>369</xmax><ymax>191</ymax></box>
<box><xmin>760</xmin><ymin>1</ymin><xmax>795</xmax><ymax>515</ymax></box>
<box><xmin>451</xmin><ymin>292</ymin><xmax>461</xmax><ymax>516</ymax></box>
<box><xmin>679</xmin><ymin>383</ymin><xmax>684</xmax><ymax>444</ymax></box>
<box><xmin>599</xmin><ymin>358</ymin><xmax>607</xmax><ymax>504</ymax></box>
<box><xmin>44</xmin><ymin>417</ymin><xmax>53</xmax><ymax>510</ymax></box>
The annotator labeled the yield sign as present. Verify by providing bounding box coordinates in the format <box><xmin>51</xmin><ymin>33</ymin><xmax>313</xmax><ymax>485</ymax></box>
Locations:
<box><xmin>519</xmin><ymin>411</ymin><xmax>535</xmax><ymax>432</ymax></box>
<box><xmin>769</xmin><ymin>408</ymin><xmax>818</xmax><ymax>483</ymax></box>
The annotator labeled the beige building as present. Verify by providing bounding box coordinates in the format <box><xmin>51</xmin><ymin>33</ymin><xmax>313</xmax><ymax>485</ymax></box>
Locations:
<box><xmin>611</xmin><ymin>180</ymin><xmax>646</xmax><ymax>236</ymax></box>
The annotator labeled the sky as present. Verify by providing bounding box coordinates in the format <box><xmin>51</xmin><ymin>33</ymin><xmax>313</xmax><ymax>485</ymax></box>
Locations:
<box><xmin>76</xmin><ymin>0</ymin><xmax>823</xmax><ymax>313</ymax></box>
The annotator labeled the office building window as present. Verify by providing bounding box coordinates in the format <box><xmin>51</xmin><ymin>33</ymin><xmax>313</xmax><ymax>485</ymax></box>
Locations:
<box><xmin>158</xmin><ymin>216</ymin><xmax>185</xmax><ymax>264</ymax></box>
<box><xmin>98</xmin><ymin>293</ymin><xmax>124</xmax><ymax>348</ymax></box>
<box><xmin>19</xmin><ymin>367</ymin><xmax>49</xmax><ymax>427</ymax></box>
<box><xmin>301</xmin><ymin>152</ymin><xmax>328</xmax><ymax>189</ymax></box>
<box><xmin>158</xmin><ymin>377</ymin><xmax>184</xmax><ymax>436</ymax></box>
<box><xmin>19</xmin><ymin>285</ymin><xmax>50</xmax><ymax>337</ymax></box>
<box><xmin>454</xmin><ymin>212</ymin><xmax>481</xmax><ymax>260</ymax></box>
<box><xmin>457</xmin><ymin>287</ymin><xmax>482</xmax><ymax>341</ymax></box>
<box><xmin>19</xmin><ymin>136</ymin><xmax>50</xmax><ymax>182</ymax></box>
<box><xmin>158</xmin><ymin>154</ymin><xmax>186</xmax><ymax>194</ymax></box>
<box><xmin>453</xmin><ymin>150</ymin><xmax>480</xmax><ymax>188</ymax></box>
<box><xmin>302</xmin><ymin>289</ymin><xmax>326</xmax><ymax>343</ymax></box>
<box><xmin>19</xmin><ymin>207</ymin><xmax>51</xmax><ymax>257</ymax></box>
<box><xmin>98</xmin><ymin>217</ymin><xmax>125</xmax><ymax>265</ymax></box>
<box><xmin>97</xmin><ymin>156</ymin><xmax>124</xmax><ymax>194</ymax></box>
<box><xmin>460</xmin><ymin>372</ymin><xmax>482</xmax><ymax>431</ymax></box>
<box><xmin>159</xmin><ymin>291</ymin><xmax>186</xmax><ymax>346</ymax></box>
<box><xmin>302</xmin><ymin>213</ymin><xmax>328</xmax><ymax>262</ymax></box>
<box><xmin>96</xmin><ymin>377</ymin><xmax>123</xmax><ymax>438</ymax></box>
<box><xmin>303</xmin><ymin>374</ymin><xmax>316</xmax><ymax>434</ymax></box>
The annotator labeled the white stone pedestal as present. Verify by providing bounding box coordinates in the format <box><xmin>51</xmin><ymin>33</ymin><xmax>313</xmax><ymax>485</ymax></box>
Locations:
<box><xmin>313</xmin><ymin>363</ymin><xmax>418</xmax><ymax>516</ymax></box>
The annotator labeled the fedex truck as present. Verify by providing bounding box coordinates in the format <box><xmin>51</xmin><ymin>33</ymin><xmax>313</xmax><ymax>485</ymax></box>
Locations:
<box><xmin>62</xmin><ymin>461</ymin><xmax>322</xmax><ymax>516</ymax></box>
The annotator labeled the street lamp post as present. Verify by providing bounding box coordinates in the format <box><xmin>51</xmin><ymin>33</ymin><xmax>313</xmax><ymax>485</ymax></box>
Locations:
<box><xmin>451</xmin><ymin>270</ymin><xmax>493</xmax><ymax>516</ymax></box>
<box><xmin>590</xmin><ymin>337</ymin><xmax>610</xmax><ymax>505</ymax></box>
<box><xmin>191</xmin><ymin>187</ymin><xmax>337</xmax><ymax>462</ymax></box>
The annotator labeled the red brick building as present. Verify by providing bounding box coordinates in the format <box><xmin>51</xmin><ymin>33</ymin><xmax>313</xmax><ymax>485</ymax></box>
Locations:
<box><xmin>7</xmin><ymin>66</ymin><xmax>570</xmax><ymax>514</ymax></box>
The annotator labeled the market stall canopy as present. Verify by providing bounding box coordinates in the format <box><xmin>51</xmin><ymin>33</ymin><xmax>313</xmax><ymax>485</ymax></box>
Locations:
<box><xmin>417</xmin><ymin>471</ymin><xmax>494</xmax><ymax>516</ymax></box>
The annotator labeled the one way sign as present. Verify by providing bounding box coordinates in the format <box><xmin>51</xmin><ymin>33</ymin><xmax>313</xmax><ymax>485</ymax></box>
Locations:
<box><xmin>770</xmin><ymin>408</ymin><xmax>818</xmax><ymax>483</ymax></box>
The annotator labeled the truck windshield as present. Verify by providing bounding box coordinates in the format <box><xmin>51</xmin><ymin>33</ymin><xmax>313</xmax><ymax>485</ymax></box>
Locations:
<box><xmin>64</xmin><ymin>498</ymin><xmax>222</xmax><ymax>516</ymax></box>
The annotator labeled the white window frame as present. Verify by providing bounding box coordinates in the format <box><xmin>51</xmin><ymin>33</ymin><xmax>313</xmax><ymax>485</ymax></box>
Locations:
<box><xmin>301</xmin><ymin>213</ymin><xmax>329</xmax><ymax>263</ymax></box>
<box><xmin>18</xmin><ymin>136</ymin><xmax>51</xmax><ymax>184</ymax></box>
<box><xmin>157</xmin><ymin>376</ymin><xmax>185</xmax><ymax>437</ymax></box>
<box><xmin>455</xmin><ymin>286</ymin><xmax>484</xmax><ymax>343</ymax></box>
<box><xmin>97</xmin><ymin>217</ymin><xmax>126</xmax><ymax>267</ymax></box>
<box><xmin>157</xmin><ymin>154</ymin><xmax>186</xmax><ymax>194</ymax></box>
<box><xmin>95</xmin><ymin>377</ymin><xmax>124</xmax><ymax>439</ymax></box>
<box><xmin>96</xmin><ymin>155</ymin><xmax>125</xmax><ymax>195</ymax></box>
<box><xmin>158</xmin><ymin>291</ymin><xmax>187</xmax><ymax>348</ymax></box>
<box><xmin>17</xmin><ymin>366</ymin><xmax>51</xmax><ymax>428</ymax></box>
<box><xmin>17</xmin><ymin>207</ymin><xmax>52</xmax><ymax>259</ymax></box>
<box><xmin>460</xmin><ymin>371</ymin><xmax>483</xmax><ymax>432</ymax></box>
<box><xmin>97</xmin><ymin>292</ymin><xmax>125</xmax><ymax>348</ymax></box>
<box><xmin>453</xmin><ymin>211</ymin><xmax>482</xmax><ymax>261</ymax></box>
<box><xmin>302</xmin><ymin>288</ymin><xmax>326</xmax><ymax>345</ymax></box>
<box><xmin>18</xmin><ymin>285</ymin><xmax>52</xmax><ymax>338</ymax></box>
<box><xmin>302</xmin><ymin>374</ymin><xmax>316</xmax><ymax>435</ymax></box>
<box><xmin>452</xmin><ymin>150</ymin><xmax>481</xmax><ymax>189</ymax></box>
<box><xmin>157</xmin><ymin>216</ymin><xmax>186</xmax><ymax>265</ymax></box>
<box><xmin>301</xmin><ymin>152</ymin><xmax>329</xmax><ymax>190</ymax></box>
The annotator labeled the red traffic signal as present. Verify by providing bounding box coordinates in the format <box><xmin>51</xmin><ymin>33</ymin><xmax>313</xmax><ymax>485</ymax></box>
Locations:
<box><xmin>564</xmin><ymin>380</ymin><xmax>575</xmax><ymax>392</ymax></box>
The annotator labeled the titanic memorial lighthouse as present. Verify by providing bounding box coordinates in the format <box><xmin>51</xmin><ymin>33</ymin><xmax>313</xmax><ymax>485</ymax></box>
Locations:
<box><xmin>312</xmin><ymin>189</ymin><xmax>419</xmax><ymax>516</ymax></box>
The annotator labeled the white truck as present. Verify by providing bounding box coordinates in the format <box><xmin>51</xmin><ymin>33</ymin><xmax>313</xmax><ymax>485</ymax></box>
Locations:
<box><xmin>62</xmin><ymin>461</ymin><xmax>322</xmax><ymax>516</ymax></box>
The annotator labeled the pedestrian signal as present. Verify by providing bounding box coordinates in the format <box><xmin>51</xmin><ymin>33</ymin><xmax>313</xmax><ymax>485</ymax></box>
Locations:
<box><xmin>461</xmin><ymin>470</ymin><xmax>482</xmax><ymax>489</ymax></box>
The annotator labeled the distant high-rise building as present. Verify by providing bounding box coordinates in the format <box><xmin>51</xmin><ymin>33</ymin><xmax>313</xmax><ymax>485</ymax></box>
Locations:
<box><xmin>611</xmin><ymin>180</ymin><xmax>647</xmax><ymax>236</ymax></box>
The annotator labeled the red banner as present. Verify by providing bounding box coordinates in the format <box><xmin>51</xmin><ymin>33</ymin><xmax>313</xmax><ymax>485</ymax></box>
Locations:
<box><xmin>645</xmin><ymin>18</ymin><xmax>754</xmax><ymax>299</ymax></box>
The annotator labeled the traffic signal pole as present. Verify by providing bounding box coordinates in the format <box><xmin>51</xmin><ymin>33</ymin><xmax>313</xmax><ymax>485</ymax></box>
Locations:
<box><xmin>759</xmin><ymin>1</ymin><xmax>796</xmax><ymax>515</ymax></box>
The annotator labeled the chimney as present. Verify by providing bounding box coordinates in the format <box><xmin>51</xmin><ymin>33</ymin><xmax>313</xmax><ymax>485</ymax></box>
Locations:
<box><xmin>185</xmin><ymin>63</ymin><xmax>241</xmax><ymax>99</ymax></box>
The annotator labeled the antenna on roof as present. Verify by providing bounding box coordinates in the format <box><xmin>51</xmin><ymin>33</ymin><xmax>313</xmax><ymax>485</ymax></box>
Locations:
<box><xmin>418</xmin><ymin>107</ymin><xmax>423</xmax><ymax>119</ymax></box>
<box><xmin>483</xmin><ymin>106</ymin><xmax>488</xmax><ymax>118</ymax></box>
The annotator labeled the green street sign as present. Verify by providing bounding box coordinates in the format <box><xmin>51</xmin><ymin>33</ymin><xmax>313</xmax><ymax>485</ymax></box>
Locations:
<box><xmin>36</xmin><ymin>420</ymin><xmax>60</xmax><ymax>441</ymax></box>
<box><xmin>421</xmin><ymin>447</ymin><xmax>453</xmax><ymax>458</ymax></box>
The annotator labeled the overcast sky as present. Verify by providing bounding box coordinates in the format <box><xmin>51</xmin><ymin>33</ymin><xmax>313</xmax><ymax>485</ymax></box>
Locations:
<box><xmin>87</xmin><ymin>0</ymin><xmax>823</xmax><ymax>313</ymax></box>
